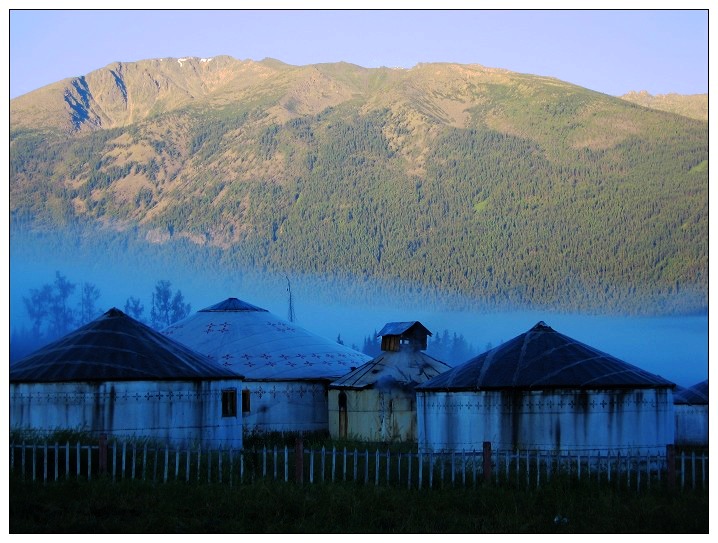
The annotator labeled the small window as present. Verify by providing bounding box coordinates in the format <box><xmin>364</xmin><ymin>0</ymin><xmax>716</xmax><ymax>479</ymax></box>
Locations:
<box><xmin>222</xmin><ymin>388</ymin><xmax>237</xmax><ymax>418</ymax></box>
<box><xmin>241</xmin><ymin>389</ymin><xmax>251</xmax><ymax>413</ymax></box>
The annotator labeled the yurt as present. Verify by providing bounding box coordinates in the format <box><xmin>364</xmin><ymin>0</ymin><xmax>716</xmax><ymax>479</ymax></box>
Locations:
<box><xmin>674</xmin><ymin>380</ymin><xmax>708</xmax><ymax>447</ymax></box>
<box><xmin>328</xmin><ymin>322</ymin><xmax>452</xmax><ymax>442</ymax></box>
<box><xmin>416</xmin><ymin>321</ymin><xmax>675</xmax><ymax>455</ymax></box>
<box><xmin>163</xmin><ymin>298</ymin><xmax>371</xmax><ymax>433</ymax></box>
<box><xmin>10</xmin><ymin>308</ymin><xmax>244</xmax><ymax>448</ymax></box>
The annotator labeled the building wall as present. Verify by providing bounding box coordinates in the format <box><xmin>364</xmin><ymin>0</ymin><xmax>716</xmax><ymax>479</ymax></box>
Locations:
<box><xmin>328</xmin><ymin>389</ymin><xmax>417</xmax><ymax>442</ymax></box>
<box><xmin>241</xmin><ymin>381</ymin><xmax>329</xmax><ymax>433</ymax></box>
<box><xmin>10</xmin><ymin>380</ymin><xmax>243</xmax><ymax>448</ymax></box>
<box><xmin>417</xmin><ymin>388</ymin><xmax>674</xmax><ymax>454</ymax></box>
<box><xmin>674</xmin><ymin>404</ymin><xmax>708</xmax><ymax>447</ymax></box>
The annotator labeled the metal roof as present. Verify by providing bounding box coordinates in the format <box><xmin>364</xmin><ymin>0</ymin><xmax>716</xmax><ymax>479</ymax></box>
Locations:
<box><xmin>163</xmin><ymin>298</ymin><xmax>371</xmax><ymax>381</ymax></box>
<box><xmin>376</xmin><ymin>321</ymin><xmax>432</xmax><ymax>337</ymax></box>
<box><xmin>10</xmin><ymin>308</ymin><xmax>242</xmax><ymax>383</ymax></box>
<box><xmin>417</xmin><ymin>321</ymin><xmax>675</xmax><ymax>391</ymax></box>
<box><xmin>200</xmin><ymin>298</ymin><xmax>268</xmax><ymax>312</ymax></box>
<box><xmin>330</xmin><ymin>349</ymin><xmax>452</xmax><ymax>390</ymax></box>
<box><xmin>674</xmin><ymin>380</ymin><xmax>708</xmax><ymax>405</ymax></box>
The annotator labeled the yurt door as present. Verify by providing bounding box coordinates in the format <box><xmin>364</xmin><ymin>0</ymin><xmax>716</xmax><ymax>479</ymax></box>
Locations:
<box><xmin>338</xmin><ymin>392</ymin><xmax>348</xmax><ymax>439</ymax></box>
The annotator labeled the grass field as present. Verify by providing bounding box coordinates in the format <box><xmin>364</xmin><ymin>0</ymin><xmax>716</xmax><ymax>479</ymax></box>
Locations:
<box><xmin>10</xmin><ymin>473</ymin><xmax>708</xmax><ymax>533</ymax></box>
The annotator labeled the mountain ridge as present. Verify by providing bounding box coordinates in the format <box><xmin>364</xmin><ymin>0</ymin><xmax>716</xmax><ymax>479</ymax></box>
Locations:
<box><xmin>10</xmin><ymin>57</ymin><xmax>708</xmax><ymax>315</ymax></box>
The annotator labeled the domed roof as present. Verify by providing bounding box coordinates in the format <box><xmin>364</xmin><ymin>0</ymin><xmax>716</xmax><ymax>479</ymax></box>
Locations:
<box><xmin>10</xmin><ymin>308</ymin><xmax>241</xmax><ymax>383</ymax></box>
<box><xmin>674</xmin><ymin>379</ymin><xmax>708</xmax><ymax>405</ymax></box>
<box><xmin>417</xmin><ymin>321</ymin><xmax>675</xmax><ymax>391</ymax></box>
<box><xmin>163</xmin><ymin>298</ymin><xmax>371</xmax><ymax>381</ymax></box>
<box><xmin>330</xmin><ymin>349</ymin><xmax>452</xmax><ymax>391</ymax></box>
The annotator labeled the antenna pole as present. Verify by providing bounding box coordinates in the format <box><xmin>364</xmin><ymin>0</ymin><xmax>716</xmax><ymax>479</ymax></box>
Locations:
<box><xmin>286</xmin><ymin>275</ymin><xmax>295</xmax><ymax>323</ymax></box>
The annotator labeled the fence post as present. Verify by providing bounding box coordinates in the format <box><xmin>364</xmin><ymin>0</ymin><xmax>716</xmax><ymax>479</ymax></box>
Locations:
<box><xmin>364</xmin><ymin>449</ymin><xmax>369</xmax><ymax>484</ymax></box>
<box><xmin>386</xmin><ymin>449</ymin><xmax>390</xmax><ymax>485</ymax></box>
<box><xmin>164</xmin><ymin>445</ymin><xmax>169</xmax><ymax>483</ymax></box>
<box><xmin>526</xmin><ymin>450</ymin><xmax>530</xmax><ymax>488</ymax></box>
<box><xmin>66</xmin><ymin>441</ymin><xmax>70</xmax><ymax>479</ymax></box>
<box><xmin>54</xmin><ymin>442</ymin><xmax>59</xmax><ymax>482</ymax></box>
<box><xmin>332</xmin><ymin>446</ymin><xmax>336</xmax><ymax>482</ymax></box>
<box><xmin>285</xmin><ymin>446</ymin><xmax>289</xmax><ymax>482</ymax></box>
<box><xmin>408</xmin><ymin>453</ymin><xmax>412</xmax><ymax>489</ymax></box>
<box><xmin>112</xmin><ymin>441</ymin><xmax>117</xmax><ymax>482</ymax></box>
<box><xmin>418</xmin><ymin>451</ymin><xmax>422</xmax><ymax>490</ymax></box>
<box><xmin>483</xmin><ymin>442</ymin><xmax>492</xmax><ymax>484</ymax></box>
<box><xmin>142</xmin><ymin>443</ymin><xmax>147</xmax><ymax>481</ymax></box>
<box><xmin>43</xmin><ymin>443</ymin><xmax>48</xmax><ymax>484</ymax></box>
<box><xmin>310</xmin><ymin>448</ymin><xmax>315</xmax><ymax>484</ymax></box>
<box><xmin>461</xmin><ymin>449</ymin><xmax>466</xmax><ymax>488</ymax></box>
<box><xmin>185</xmin><ymin>447</ymin><xmax>190</xmax><ymax>482</ymax></box>
<box><xmin>263</xmin><ymin>446</ymin><xmax>267</xmax><ymax>478</ymax></box>
<box><xmin>196</xmin><ymin>446</ymin><xmax>201</xmax><ymax>483</ymax></box>
<box><xmin>473</xmin><ymin>450</ymin><xmax>478</xmax><ymax>488</ymax></box>
<box><xmin>218</xmin><ymin>447</ymin><xmax>223</xmax><ymax>484</ymax></box>
<box><xmin>375</xmin><ymin>449</ymin><xmax>380</xmax><ymax>486</ymax></box>
<box><xmin>666</xmin><ymin>444</ymin><xmax>675</xmax><ymax>490</ymax></box>
<box><xmin>99</xmin><ymin>434</ymin><xmax>107</xmax><ymax>476</ymax></box>
<box><xmin>429</xmin><ymin>451</ymin><xmax>434</xmax><ymax>488</ymax></box>
<box><xmin>294</xmin><ymin>438</ymin><xmax>303</xmax><ymax>484</ymax></box>
<box><xmin>122</xmin><ymin>442</ymin><xmax>127</xmax><ymax>480</ymax></box>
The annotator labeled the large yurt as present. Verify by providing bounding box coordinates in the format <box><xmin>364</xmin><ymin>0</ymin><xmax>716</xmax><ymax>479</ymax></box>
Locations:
<box><xmin>10</xmin><ymin>308</ymin><xmax>244</xmax><ymax>448</ymax></box>
<box><xmin>328</xmin><ymin>321</ymin><xmax>452</xmax><ymax>442</ymax></box>
<box><xmin>416</xmin><ymin>321</ymin><xmax>675</xmax><ymax>455</ymax></box>
<box><xmin>674</xmin><ymin>379</ymin><xmax>708</xmax><ymax>447</ymax></box>
<box><xmin>163</xmin><ymin>298</ymin><xmax>371</xmax><ymax>433</ymax></box>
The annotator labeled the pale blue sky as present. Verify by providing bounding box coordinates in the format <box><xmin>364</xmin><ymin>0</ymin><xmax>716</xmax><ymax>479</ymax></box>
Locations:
<box><xmin>9</xmin><ymin>8</ymin><xmax>709</xmax><ymax>99</ymax></box>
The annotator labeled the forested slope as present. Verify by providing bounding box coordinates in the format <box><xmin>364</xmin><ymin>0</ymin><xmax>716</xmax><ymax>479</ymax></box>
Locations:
<box><xmin>10</xmin><ymin>58</ymin><xmax>708</xmax><ymax>315</ymax></box>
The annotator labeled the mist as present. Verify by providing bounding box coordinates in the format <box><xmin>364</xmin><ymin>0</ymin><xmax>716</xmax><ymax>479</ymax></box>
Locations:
<box><xmin>9</xmin><ymin>240</ymin><xmax>708</xmax><ymax>389</ymax></box>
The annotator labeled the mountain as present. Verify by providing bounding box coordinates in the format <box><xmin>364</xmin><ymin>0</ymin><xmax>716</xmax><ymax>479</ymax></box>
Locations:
<box><xmin>620</xmin><ymin>90</ymin><xmax>708</xmax><ymax>121</ymax></box>
<box><xmin>10</xmin><ymin>57</ymin><xmax>708</xmax><ymax>315</ymax></box>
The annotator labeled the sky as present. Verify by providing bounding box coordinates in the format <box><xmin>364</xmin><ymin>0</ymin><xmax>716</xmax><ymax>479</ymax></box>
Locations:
<box><xmin>8</xmin><ymin>6</ymin><xmax>709</xmax><ymax>99</ymax></box>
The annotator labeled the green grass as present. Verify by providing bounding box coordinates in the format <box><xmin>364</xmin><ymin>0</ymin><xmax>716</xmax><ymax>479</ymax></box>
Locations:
<box><xmin>10</xmin><ymin>473</ymin><xmax>708</xmax><ymax>533</ymax></box>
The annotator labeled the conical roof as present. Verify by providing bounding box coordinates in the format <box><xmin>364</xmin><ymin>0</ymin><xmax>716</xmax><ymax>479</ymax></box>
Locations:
<box><xmin>163</xmin><ymin>298</ymin><xmax>371</xmax><ymax>380</ymax></box>
<box><xmin>417</xmin><ymin>321</ymin><xmax>674</xmax><ymax>391</ymax></box>
<box><xmin>330</xmin><ymin>349</ymin><xmax>452</xmax><ymax>390</ymax></box>
<box><xmin>10</xmin><ymin>308</ymin><xmax>241</xmax><ymax>383</ymax></box>
<box><xmin>674</xmin><ymin>380</ymin><xmax>708</xmax><ymax>405</ymax></box>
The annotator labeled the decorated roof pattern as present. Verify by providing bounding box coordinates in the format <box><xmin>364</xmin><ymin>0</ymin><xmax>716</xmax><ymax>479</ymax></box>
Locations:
<box><xmin>417</xmin><ymin>321</ymin><xmax>675</xmax><ymax>391</ymax></box>
<box><xmin>10</xmin><ymin>308</ymin><xmax>242</xmax><ymax>383</ymax></box>
<box><xmin>330</xmin><ymin>349</ymin><xmax>452</xmax><ymax>390</ymax></box>
<box><xmin>163</xmin><ymin>298</ymin><xmax>371</xmax><ymax>380</ymax></box>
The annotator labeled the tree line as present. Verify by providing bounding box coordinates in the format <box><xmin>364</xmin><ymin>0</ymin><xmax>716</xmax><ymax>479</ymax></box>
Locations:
<box><xmin>359</xmin><ymin>328</ymin><xmax>479</xmax><ymax>364</ymax></box>
<box><xmin>11</xmin><ymin>272</ymin><xmax>192</xmax><ymax>363</ymax></box>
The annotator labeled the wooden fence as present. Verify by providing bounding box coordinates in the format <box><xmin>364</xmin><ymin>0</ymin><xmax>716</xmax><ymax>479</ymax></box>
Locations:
<box><xmin>9</xmin><ymin>438</ymin><xmax>708</xmax><ymax>492</ymax></box>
